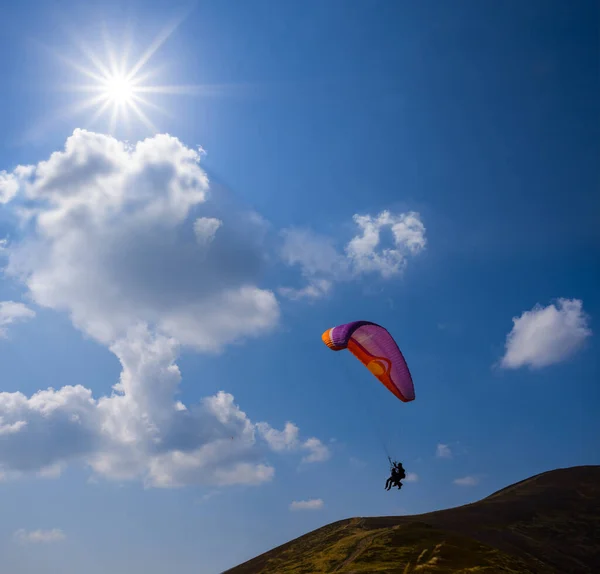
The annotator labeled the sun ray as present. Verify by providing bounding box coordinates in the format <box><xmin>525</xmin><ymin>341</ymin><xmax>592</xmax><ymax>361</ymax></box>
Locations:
<box><xmin>26</xmin><ymin>14</ymin><xmax>251</xmax><ymax>140</ymax></box>
<box><xmin>128</xmin><ymin>100</ymin><xmax>157</xmax><ymax>132</ymax></box>
<box><xmin>131</xmin><ymin>94</ymin><xmax>174</xmax><ymax>119</ymax></box>
<box><xmin>87</xmin><ymin>98</ymin><xmax>113</xmax><ymax>128</ymax></box>
<box><xmin>75</xmin><ymin>40</ymin><xmax>113</xmax><ymax>81</ymax></box>
<box><xmin>134</xmin><ymin>84</ymin><xmax>234</xmax><ymax>96</ymax></box>
<box><xmin>127</xmin><ymin>17</ymin><xmax>184</xmax><ymax>79</ymax></box>
<box><xmin>57</xmin><ymin>54</ymin><xmax>108</xmax><ymax>86</ymax></box>
<box><xmin>108</xmin><ymin>103</ymin><xmax>119</xmax><ymax>134</ymax></box>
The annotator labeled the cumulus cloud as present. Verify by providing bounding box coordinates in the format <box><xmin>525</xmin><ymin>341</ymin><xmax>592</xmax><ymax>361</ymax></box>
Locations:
<box><xmin>453</xmin><ymin>475</ymin><xmax>479</xmax><ymax>486</ymax></box>
<box><xmin>346</xmin><ymin>211</ymin><xmax>426</xmax><ymax>278</ymax></box>
<box><xmin>0</xmin><ymin>323</ymin><xmax>323</xmax><ymax>488</ymax></box>
<box><xmin>14</xmin><ymin>529</ymin><xmax>66</xmax><ymax>543</ymax></box>
<box><xmin>1</xmin><ymin>171</ymin><xmax>20</xmax><ymax>203</ymax></box>
<box><xmin>0</xmin><ymin>301</ymin><xmax>35</xmax><ymax>338</ymax></box>
<box><xmin>289</xmin><ymin>498</ymin><xmax>323</xmax><ymax>511</ymax></box>
<box><xmin>279</xmin><ymin>210</ymin><xmax>425</xmax><ymax>299</ymax></box>
<box><xmin>300</xmin><ymin>438</ymin><xmax>331</xmax><ymax>463</ymax></box>
<box><xmin>500</xmin><ymin>298</ymin><xmax>592</xmax><ymax>369</ymax></box>
<box><xmin>257</xmin><ymin>422</ymin><xmax>330</xmax><ymax>464</ymax></box>
<box><xmin>4</xmin><ymin>129</ymin><xmax>278</xmax><ymax>351</ymax></box>
<box><xmin>405</xmin><ymin>472</ymin><xmax>419</xmax><ymax>482</ymax></box>
<box><xmin>0</xmin><ymin>130</ymin><xmax>327</xmax><ymax>488</ymax></box>
<box><xmin>436</xmin><ymin>443</ymin><xmax>452</xmax><ymax>459</ymax></box>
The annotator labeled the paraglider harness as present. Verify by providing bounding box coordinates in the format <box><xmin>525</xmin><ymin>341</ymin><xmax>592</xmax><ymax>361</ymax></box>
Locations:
<box><xmin>385</xmin><ymin>456</ymin><xmax>406</xmax><ymax>491</ymax></box>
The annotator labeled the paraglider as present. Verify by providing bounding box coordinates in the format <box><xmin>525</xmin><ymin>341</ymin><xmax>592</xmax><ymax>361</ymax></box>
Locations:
<box><xmin>385</xmin><ymin>459</ymin><xmax>406</xmax><ymax>490</ymax></box>
<box><xmin>321</xmin><ymin>320</ymin><xmax>415</xmax><ymax>402</ymax></box>
<box><xmin>321</xmin><ymin>320</ymin><xmax>415</xmax><ymax>492</ymax></box>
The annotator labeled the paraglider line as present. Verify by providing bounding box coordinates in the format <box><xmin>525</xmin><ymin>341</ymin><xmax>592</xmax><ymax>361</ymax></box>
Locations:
<box><xmin>340</xmin><ymin>359</ymin><xmax>393</xmax><ymax>460</ymax></box>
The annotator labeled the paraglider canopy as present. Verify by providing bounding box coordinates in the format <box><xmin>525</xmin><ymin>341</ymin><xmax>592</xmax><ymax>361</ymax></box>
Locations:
<box><xmin>322</xmin><ymin>320</ymin><xmax>415</xmax><ymax>402</ymax></box>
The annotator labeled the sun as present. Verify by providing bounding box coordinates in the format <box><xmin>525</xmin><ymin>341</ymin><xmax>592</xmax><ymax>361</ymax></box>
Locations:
<box><xmin>25</xmin><ymin>17</ymin><xmax>236</xmax><ymax>142</ymax></box>
<box><xmin>51</xmin><ymin>18</ymin><xmax>216</xmax><ymax>135</ymax></box>
<box><xmin>103</xmin><ymin>74</ymin><xmax>135</xmax><ymax>105</ymax></box>
<box><xmin>68</xmin><ymin>56</ymin><xmax>156</xmax><ymax>133</ymax></box>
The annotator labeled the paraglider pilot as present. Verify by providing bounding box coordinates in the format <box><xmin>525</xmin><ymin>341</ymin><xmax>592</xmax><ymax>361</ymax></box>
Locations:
<box><xmin>385</xmin><ymin>460</ymin><xmax>406</xmax><ymax>491</ymax></box>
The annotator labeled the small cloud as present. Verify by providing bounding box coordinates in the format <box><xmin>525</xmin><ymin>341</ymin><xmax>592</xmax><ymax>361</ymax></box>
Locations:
<box><xmin>257</xmin><ymin>421</ymin><xmax>300</xmax><ymax>452</ymax></box>
<box><xmin>280</xmin><ymin>228</ymin><xmax>347</xmax><ymax>279</ymax></box>
<box><xmin>453</xmin><ymin>475</ymin><xmax>479</xmax><ymax>486</ymax></box>
<box><xmin>499</xmin><ymin>298</ymin><xmax>592</xmax><ymax>369</ymax></box>
<box><xmin>278</xmin><ymin>279</ymin><xmax>332</xmax><ymax>301</ymax></box>
<box><xmin>0</xmin><ymin>301</ymin><xmax>35</xmax><ymax>338</ymax></box>
<box><xmin>196</xmin><ymin>490</ymin><xmax>221</xmax><ymax>504</ymax></box>
<box><xmin>405</xmin><ymin>472</ymin><xmax>419</xmax><ymax>482</ymax></box>
<box><xmin>37</xmin><ymin>464</ymin><xmax>64</xmax><ymax>479</ymax></box>
<box><xmin>290</xmin><ymin>498</ymin><xmax>324</xmax><ymax>511</ymax></box>
<box><xmin>436</xmin><ymin>443</ymin><xmax>452</xmax><ymax>459</ymax></box>
<box><xmin>0</xmin><ymin>420</ymin><xmax>27</xmax><ymax>435</ymax></box>
<box><xmin>193</xmin><ymin>216</ymin><xmax>222</xmax><ymax>245</ymax></box>
<box><xmin>14</xmin><ymin>529</ymin><xmax>66</xmax><ymax>543</ymax></box>
<box><xmin>279</xmin><ymin>210</ymin><xmax>426</xmax><ymax>299</ymax></box>
<box><xmin>346</xmin><ymin>210</ymin><xmax>426</xmax><ymax>278</ymax></box>
<box><xmin>301</xmin><ymin>437</ymin><xmax>331</xmax><ymax>463</ymax></box>
<box><xmin>257</xmin><ymin>422</ymin><xmax>330</xmax><ymax>464</ymax></box>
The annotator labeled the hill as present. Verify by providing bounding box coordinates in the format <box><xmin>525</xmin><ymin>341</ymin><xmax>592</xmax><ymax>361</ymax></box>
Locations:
<box><xmin>223</xmin><ymin>465</ymin><xmax>600</xmax><ymax>573</ymax></box>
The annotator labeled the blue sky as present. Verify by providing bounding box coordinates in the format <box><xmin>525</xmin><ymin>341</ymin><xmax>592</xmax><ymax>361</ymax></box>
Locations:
<box><xmin>0</xmin><ymin>1</ymin><xmax>598</xmax><ymax>573</ymax></box>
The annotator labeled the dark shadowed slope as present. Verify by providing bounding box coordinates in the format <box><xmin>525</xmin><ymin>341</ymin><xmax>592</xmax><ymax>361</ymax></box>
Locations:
<box><xmin>223</xmin><ymin>465</ymin><xmax>600</xmax><ymax>574</ymax></box>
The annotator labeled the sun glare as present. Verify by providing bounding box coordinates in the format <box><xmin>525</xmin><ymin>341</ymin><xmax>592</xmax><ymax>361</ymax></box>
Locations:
<box><xmin>103</xmin><ymin>74</ymin><xmax>135</xmax><ymax>105</ymax></box>
<box><xmin>51</xmin><ymin>17</ymin><xmax>214</xmax><ymax>135</ymax></box>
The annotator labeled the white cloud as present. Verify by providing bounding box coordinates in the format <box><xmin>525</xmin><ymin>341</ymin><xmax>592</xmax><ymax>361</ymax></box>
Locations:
<box><xmin>279</xmin><ymin>210</ymin><xmax>425</xmax><ymax>299</ymax></box>
<box><xmin>405</xmin><ymin>472</ymin><xmax>419</xmax><ymax>482</ymax></box>
<box><xmin>194</xmin><ymin>216</ymin><xmax>222</xmax><ymax>245</ymax></box>
<box><xmin>4</xmin><ymin>129</ymin><xmax>278</xmax><ymax>351</ymax></box>
<box><xmin>14</xmin><ymin>529</ymin><xmax>66</xmax><ymax>543</ymax></box>
<box><xmin>257</xmin><ymin>422</ymin><xmax>330</xmax><ymax>464</ymax></box>
<box><xmin>0</xmin><ymin>301</ymin><xmax>35</xmax><ymax>338</ymax></box>
<box><xmin>196</xmin><ymin>490</ymin><xmax>221</xmax><ymax>504</ymax></box>
<box><xmin>280</xmin><ymin>228</ymin><xmax>348</xmax><ymax>278</ymax></box>
<box><xmin>500</xmin><ymin>298</ymin><xmax>592</xmax><ymax>369</ymax></box>
<box><xmin>37</xmin><ymin>463</ymin><xmax>64</xmax><ymax>479</ymax></box>
<box><xmin>0</xmin><ymin>171</ymin><xmax>20</xmax><ymax>203</ymax></box>
<box><xmin>453</xmin><ymin>475</ymin><xmax>479</xmax><ymax>486</ymax></box>
<box><xmin>436</xmin><ymin>443</ymin><xmax>452</xmax><ymax>458</ymax></box>
<box><xmin>289</xmin><ymin>498</ymin><xmax>323</xmax><ymax>511</ymax></box>
<box><xmin>257</xmin><ymin>421</ymin><xmax>300</xmax><ymax>452</ymax></box>
<box><xmin>0</xmin><ymin>326</ymin><xmax>320</xmax><ymax>490</ymax></box>
<box><xmin>0</xmin><ymin>130</ymin><xmax>327</xmax><ymax>488</ymax></box>
<box><xmin>278</xmin><ymin>229</ymin><xmax>346</xmax><ymax>300</ymax></box>
<box><xmin>346</xmin><ymin>211</ymin><xmax>426</xmax><ymax>278</ymax></box>
<box><xmin>278</xmin><ymin>279</ymin><xmax>332</xmax><ymax>301</ymax></box>
<box><xmin>300</xmin><ymin>437</ymin><xmax>330</xmax><ymax>463</ymax></box>
<box><xmin>0</xmin><ymin>327</ymin><xmax>325</xmax><ymax>488</ymax></box>
<box><xmin>0</xmin><ymin>420</ymin><xmax>27</xmax><ymax>435</ymax></box>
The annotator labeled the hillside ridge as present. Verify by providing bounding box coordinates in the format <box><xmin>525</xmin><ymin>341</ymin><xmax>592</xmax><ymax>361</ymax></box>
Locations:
<box><xmin>223</xmin><ymin>464</ymin><xmax>600</xmax><ymax>574</ymax></box>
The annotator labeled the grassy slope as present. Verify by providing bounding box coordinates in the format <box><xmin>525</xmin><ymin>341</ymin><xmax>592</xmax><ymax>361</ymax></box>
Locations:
<box><xmin>223</xmin><ymin>465</ymin><xmax>600</xmax><ymax>574</ymax></box>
